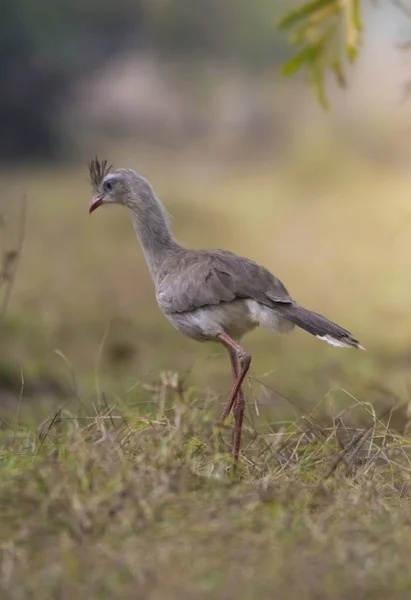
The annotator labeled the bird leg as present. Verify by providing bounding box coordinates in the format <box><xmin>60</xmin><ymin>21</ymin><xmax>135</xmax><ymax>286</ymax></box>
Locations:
<box><xmin>227</xmin><ymin>347</ymin><xmax>247</xmax><ymax>460</ymax></box>
<box><xmin>217</xmin><ymin>332</ymin><xmax>251</xmax><ymax>461</ymax></box>
<box><xmin>221</xmin><ymin>345</ymin><xmax>239</xmax><ymax>418</ymax></box>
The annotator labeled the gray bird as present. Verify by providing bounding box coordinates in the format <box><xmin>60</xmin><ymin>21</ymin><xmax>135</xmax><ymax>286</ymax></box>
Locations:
<box><xmin>88</xmin><ymin>158</ymin><xmax>364</xmax><ymax>462</ymax></box>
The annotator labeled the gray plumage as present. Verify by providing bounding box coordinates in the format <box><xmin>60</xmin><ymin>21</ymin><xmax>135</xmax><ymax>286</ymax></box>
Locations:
<box><xmin>89</xmin><ymin>160</ymin><xmax>362</xmax><ymax>350</ymax></box>
<box><xmin>88</xmin><ymin>158</ymin><xmax>364</xmax><ymax>460</ymax></box>
<box><xmin>155</xmin><ymin>249</ymin><xmax>361</xmax><ymax>349</ymax></box>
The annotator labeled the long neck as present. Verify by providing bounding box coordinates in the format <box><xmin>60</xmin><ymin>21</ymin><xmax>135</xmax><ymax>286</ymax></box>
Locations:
<box><xmin>130</xmin><ymin>185</ymin><xmax>181</xmax><ymax>279</ymax></box>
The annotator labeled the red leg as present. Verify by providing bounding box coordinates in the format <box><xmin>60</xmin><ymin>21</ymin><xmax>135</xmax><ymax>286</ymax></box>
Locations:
<box><xmin>219</xmin><ymin>345</ymin><xmax>238</xmax><ymax>422</ymax></box>
<box><xmin>219</xmin><ymin>346</ymin><xmax>247</xmax><ymax>455</ymax></box>
<box><xmin>217</xmin><ymin>332</ymin><xmax>251</xmax><ymax>461</ymax></box>
<box><xmin>232</xmin><ymin>385</ymin><xmax>246</xmax><ymax>462</ymax></box>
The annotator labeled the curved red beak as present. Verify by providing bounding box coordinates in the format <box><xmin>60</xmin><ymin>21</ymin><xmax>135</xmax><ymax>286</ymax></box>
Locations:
<box><xmin>89</xmin><ymin>195</ymin><xmax>103</xmax><ymax>214</ymax></box>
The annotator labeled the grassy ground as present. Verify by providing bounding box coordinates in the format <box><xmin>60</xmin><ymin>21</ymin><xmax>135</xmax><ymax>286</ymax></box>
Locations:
<box><xmin>2</xmin><ymin>393</ymin><xmax>411</xmax><ymax>599</ymax></box>
<box><xmin>2</xmin><ymin>134</ymin><xmax>411</xmax><ymax>597</ymax></box>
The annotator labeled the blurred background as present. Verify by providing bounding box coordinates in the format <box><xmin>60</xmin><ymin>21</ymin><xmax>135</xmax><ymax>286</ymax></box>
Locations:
<box><xmin>2</xmin><ymin>0</ymin><xmax>411</xmax><ymax>423</ymax></box>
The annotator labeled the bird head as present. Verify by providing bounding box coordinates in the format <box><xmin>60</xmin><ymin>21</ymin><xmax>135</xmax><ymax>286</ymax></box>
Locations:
<box><xmin>88</xmin><ymin>157</ymin><xmax>150</xmax><ymax>214</ymax></box>
<box><xmin>88</xmin><ymin>157</ymin><xmax>114</xmax><ymax>213</ymax></box>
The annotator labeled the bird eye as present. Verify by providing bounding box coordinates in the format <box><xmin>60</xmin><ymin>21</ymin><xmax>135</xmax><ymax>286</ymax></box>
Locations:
<box><xmin>103</xmin><ymin>180</ymin><xmax>113</xmax><ymax>192</ymax></box>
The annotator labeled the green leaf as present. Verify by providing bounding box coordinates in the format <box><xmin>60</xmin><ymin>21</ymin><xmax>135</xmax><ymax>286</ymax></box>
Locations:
<box><xmin>344</xmin><ymin>0</ymin><xmax>362</xmax><ymax>62</ymax></box>
<box><xmin>309</xmin><ymin>48</ymin><xmax>328</xmax><ymax>109</ymax></box>
<box><xmin>277</xmin><ymin>0</ymin><xmax>334</xmax><ymax>30</ymax></box>
<box><xmin>290</xmin><ymin>22</ymin><xmax>314</xmax><ymax>45</ymax></box>
<box><xmin>306</xmin><ymin>2</ymin><xmax>340</xmax><ymax>26</ymax></box>
<box><xmin>352</xmin><ymin>0</ymin><xmax>362</xmax><ymax>29</ymax></box>
<box><xmin>281</xmin><ymin>45</ymin><xmax>317</xmax><ymax>76</ymax></box>
<box><xmin>277</xmin><ymin>0</ymin><xmax>363</xmax><ymax>109</ymax></box>
<box><xmin>330</xmin><ymin>60</ymin><xmax>347</xmax><ymax>89</ymax></box>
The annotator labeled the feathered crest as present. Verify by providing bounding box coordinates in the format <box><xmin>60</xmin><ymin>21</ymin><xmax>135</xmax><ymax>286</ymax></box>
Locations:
<box><xmin>88</xmin><ymin>156</ymin><xmax>113</xmax><ymax>193</ymax></box>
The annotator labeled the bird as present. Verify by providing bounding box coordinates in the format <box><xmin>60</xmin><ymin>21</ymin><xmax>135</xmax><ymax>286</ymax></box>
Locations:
<box><xmin>88</xmin><ymin>157</ymin><xmax>364</xmax><ymax>462</ymax></box>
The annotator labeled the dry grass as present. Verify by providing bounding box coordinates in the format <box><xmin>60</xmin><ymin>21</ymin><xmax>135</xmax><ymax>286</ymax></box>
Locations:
<box><xmin>2</xmin><ymin>386</ymin><xmax>411</xmax><ymax>599</ymax></box>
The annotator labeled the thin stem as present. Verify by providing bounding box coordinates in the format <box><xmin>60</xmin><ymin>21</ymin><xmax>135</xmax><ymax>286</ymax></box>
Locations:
<box><xmin>0</xmin><ymin>194</ymin><xmax>27</xmax><ymax>328</ymax></box>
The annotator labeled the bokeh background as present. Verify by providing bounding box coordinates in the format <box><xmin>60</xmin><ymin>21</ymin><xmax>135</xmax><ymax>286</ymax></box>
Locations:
<box><xmin>2</xmin><ymin>0</ymin><xmax>411</xmax><ymax>423</ymax></box>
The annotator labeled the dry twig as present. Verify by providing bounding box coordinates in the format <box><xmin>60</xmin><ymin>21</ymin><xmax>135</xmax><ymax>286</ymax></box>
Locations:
<box><xmin>0</xmin><ymin>194</ymin><xmax>28</xmax><ymax>327</ymax></box>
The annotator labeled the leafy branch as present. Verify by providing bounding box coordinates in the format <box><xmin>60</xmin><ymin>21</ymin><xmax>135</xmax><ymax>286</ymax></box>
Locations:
<box><xmin>277</xmin><ymin>0</ymin><xmax>363</xmax><ymax>108</ymax></box>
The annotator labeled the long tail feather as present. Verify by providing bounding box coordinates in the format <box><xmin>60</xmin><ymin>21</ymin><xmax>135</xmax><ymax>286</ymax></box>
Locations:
<box><xmin>280</xmin><ymin>304</ymin><xmax>364</xmax><ymax>350</ymax></box>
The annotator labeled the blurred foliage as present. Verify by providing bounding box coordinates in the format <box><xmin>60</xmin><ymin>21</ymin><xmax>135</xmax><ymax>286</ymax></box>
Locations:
<box><xmin>278</xmin><ymin>0</ymin><xmax>363</xmax><ymax>108</ymax></box>
<box><xmin>0</xmin><ymin>0</ymin><xmax>289</xmax><ymax>161</ymax></box>
<box><xmin>143</xmin><ymin>0</ymin><xmax>288</xmax><ymax>67</ymax></box>
<box><xmin>0</xmin><ymin>0</ymin><xmax>142</xmax><ymax>161</ymax></box>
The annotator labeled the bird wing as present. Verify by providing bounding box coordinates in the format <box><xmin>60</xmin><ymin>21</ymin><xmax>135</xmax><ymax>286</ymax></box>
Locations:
<box><xmin>156</xmin><ymin>250</ymin><xmax>293</xmax><ymax>314</ymax></box>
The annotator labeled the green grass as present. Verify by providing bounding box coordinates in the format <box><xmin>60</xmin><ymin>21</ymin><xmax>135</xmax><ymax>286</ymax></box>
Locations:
<box><xmin>2</xmin><ymin>134</ymin><xmax>411</xmax><ymax>597</ymax></box>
